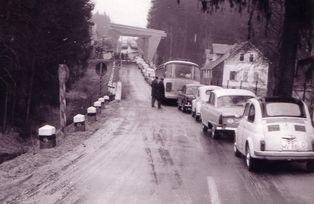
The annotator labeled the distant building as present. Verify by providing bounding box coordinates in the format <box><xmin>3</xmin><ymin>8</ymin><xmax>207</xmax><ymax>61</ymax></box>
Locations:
<box><xmin>201</xmin><ymin>42</ymin><xmax>269</xmax><ymax>96</ymax></box>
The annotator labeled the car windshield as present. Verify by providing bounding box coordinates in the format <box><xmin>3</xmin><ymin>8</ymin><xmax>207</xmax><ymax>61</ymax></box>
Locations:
<box><xmin>265</xmin><ymin>102</ymin><xmax>305</xmax><ymax>117</ymax></box>
<box><xmin>217</xmin><ymin>95</ymin><xmax>253</xmax><ymax>108</ymax></box>
<box><xmin>186</xmin><ymin>86</ymin><xmax>199</xmax><ymax>95</ymax></box>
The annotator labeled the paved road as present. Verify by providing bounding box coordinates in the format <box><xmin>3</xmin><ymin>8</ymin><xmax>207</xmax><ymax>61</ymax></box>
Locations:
<box><xmin>18</xmin><ymin>64</ymin><xmax>314</xmax><ymax>204</ymax></box>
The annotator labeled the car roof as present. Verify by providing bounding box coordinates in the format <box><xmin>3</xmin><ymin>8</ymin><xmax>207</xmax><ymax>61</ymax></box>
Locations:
<box><xmin>212</xmin><ymin>89</ymin><xmax>256</xmax><ymax>97</ymax></box>
<box><xmin>254</xmin><ymin>97</ymin><xmax>304</xmax><ymax>105</ymax></box>
<box><xmin>163</xmin><ymin>60</ymin><xmax>199</xmax><ymax>67</ymax></box>
<box><xmin>198</xmin><ymin>85</ymin><xmax>222</xmax><ymax>91</ymax></box>
<box><xmin>186</xmin><ymin>83</ymin><xmax>202</xmax><ymax>87</ymax></box>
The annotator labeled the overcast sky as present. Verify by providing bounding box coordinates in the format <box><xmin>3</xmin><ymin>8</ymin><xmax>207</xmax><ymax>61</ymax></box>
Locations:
<box><xmin>92</xmin><ymin>0</ymin><xmax>152</xmax><ymax>28</ymax></box>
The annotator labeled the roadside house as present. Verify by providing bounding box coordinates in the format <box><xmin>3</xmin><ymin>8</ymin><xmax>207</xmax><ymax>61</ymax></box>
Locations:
<box><xmin>201</xmin><ymin>43</ymin><xmax>234</xmax><ymax>84</ymax></box>
<box><xmin>201</xmin><ymin>42</ymin><xmax>269</xmax><ymax>96</ymax></box>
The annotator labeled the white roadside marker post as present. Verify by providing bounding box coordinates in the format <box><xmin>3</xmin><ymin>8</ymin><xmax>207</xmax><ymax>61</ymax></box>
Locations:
<box><xmin>87</xmin><ymin>106</ymin><xmax>97</xmax><ymax>122</ymax></box>
<box><xmin>98</xmin><ymin>97</ymin><xmax>105</xmax><ymax>108</ymax></box>
<box><xmin>112</xmin><ymin>82</ymin><xmax>117</xmax><ymax>95</ymax></box>
<box><xmin>104</xmin><ymin>95</ymin><xmax>110</xmax><ymax>103</ymax></box>
<box><xmin>115</xmin><ymin>81</ymin><xmax>122</xmax><ymax>101</ymax></box>
<box><xmin>73</xmin><ymin>114</ymin><xmax>86</xmax><ymax>131</ymax></box>
<box><xmin>38</xmin><ymin>125</ymin><xmax>56</xmax><ymax>149</ymax></box>
<box><xmin>93</xmin><ymin>101</ymin><xmax>102</xmax><ymax>114</ymax></box>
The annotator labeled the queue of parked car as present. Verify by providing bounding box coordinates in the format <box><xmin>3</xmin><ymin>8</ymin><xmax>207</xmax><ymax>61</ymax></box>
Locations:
<box><xmin>133</xmin><ymin>57</ymin><xmax>314</xmax><ymax>172</ymax></box>
<box><xmin>177</xmin><ymin>83</ymin><xmax>314</xmax><ymax>172</ymax></box>
<box><xmin>135</xmin><ymin>56</ymin><xmax>156</xmax><ymax>85</ymax></box>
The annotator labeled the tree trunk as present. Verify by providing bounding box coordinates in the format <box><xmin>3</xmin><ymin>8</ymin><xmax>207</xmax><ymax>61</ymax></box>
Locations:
<box><xmin>24</xmin><ymin>59</ymin><xmax>36</xmax><ymax>137</ymax></box>
<box><xmin>10</xmin><ymin>89</ymin><xmax>16</xmax><ymax>127</ymax></box>
<box><xmin>273</xmin><ymin>0</ymin><xmax>299</xmax><ymax>97</ymax></box>
<box><xmin>2</xmin><ymin>89</ymin><xmax>9</xmax><ymax>133</ymax></box>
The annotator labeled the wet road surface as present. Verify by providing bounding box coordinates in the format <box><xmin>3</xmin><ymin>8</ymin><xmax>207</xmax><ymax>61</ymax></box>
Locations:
<box><xmin>15</xmin><ymin>64</ymin><xmax>314</xmax><ymax>203</ymax></box>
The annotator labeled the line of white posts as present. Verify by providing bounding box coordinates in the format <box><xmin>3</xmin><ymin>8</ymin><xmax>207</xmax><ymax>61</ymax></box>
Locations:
<box><xmin>38</xmin><ymin>82</ymin><xmax>122</xmax><ymax>149</ymax></box>
<box><xmin>38</xmin><ymin>60</ymin><xmax>123</xmax><ymax>149</ymax></box>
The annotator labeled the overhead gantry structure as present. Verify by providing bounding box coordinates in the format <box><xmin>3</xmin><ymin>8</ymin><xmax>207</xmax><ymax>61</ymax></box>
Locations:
<box><xmin>108</xmin><ymin>23</ymin><xmax>167</xmax><ymax>62</ymax></box>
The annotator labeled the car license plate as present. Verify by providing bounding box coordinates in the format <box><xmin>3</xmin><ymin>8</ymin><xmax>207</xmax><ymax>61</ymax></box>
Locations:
<box><xmin>281</xmin><ymin>140</ymin><xmax>299</xmax><ymax>151</ymax></box>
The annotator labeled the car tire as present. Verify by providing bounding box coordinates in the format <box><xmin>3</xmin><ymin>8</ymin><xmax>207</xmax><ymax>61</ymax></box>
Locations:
<box><xmin>192</xmin><ymin>111</ymin><xmax>196</xmax><ymax>118</ymax></box>
<box><xmin>246</xmin><ymin>145</ymin><xmax>258</xmax><ymax>172</ymax></box>
<box><xmin>234</xmin><ymin>144</ymin><xmax>241</xmax><ymax>157</ymax></box>
<box><xmin>202</xmin><ymin>124</ymin><xmax>208</xmax><ymax>133</ymax></box>
<box><xmin>195</xmin><ymin>115</ymin><xmax>200</xmax><ymax>122</ymax></box>
<box><xmin>306</xmin><ymin>160</ymin><xmax>314</xmax><ymax>172</ymax></box>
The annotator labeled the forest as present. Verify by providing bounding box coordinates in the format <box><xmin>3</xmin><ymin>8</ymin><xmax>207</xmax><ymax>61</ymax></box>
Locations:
<box><xmin>0</xmin><ymin>0</ymin><xmax>94</xmax><ymax>136</ymax></box>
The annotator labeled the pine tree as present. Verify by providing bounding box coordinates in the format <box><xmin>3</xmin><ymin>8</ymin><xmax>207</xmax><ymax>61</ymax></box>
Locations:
<box><xmin>0</xmin><ymin>0</ymin><xmax>94</xmax><ymax>135</ymax></box>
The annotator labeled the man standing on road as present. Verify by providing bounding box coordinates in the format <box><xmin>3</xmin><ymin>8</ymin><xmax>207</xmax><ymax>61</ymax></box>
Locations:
<box><xmin>156</xmin><ymin>78</ymin><xmax>165</xmax><ymax>109</ymax></box>
<box><xmin>151</xmin><ymin>77</ymin><xmax>158</xmax><ymax>107</ymax></box>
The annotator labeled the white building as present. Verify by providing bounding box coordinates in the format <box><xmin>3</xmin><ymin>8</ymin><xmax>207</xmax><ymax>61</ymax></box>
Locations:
<box><xmin>201</xmin><ymin>42</ymin><xmax>269</xmax><ymax>96</ymax></box>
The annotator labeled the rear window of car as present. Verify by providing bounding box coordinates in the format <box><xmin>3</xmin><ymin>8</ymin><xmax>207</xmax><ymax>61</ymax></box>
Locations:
<box><xmin>217</xmin><ymin>95</ymin><xmax>253</xmax><ymax>108</ymax></box>
<box><xmin>264</xmin><ymin>102</ymin><xmax>305</xmax><ymax>117</ymax></box>
<box><xmin>186</xmin><ymin>86</ymin><xmax>200</xmax><ymax>95</ymax></box>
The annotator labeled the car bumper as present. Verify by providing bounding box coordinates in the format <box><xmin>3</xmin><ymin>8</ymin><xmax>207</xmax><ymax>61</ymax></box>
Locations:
<box><xmin>165</xmin><ymin>92</ymin><xmax>177</xmax><ymax>99</ymax></box>
<box><xmin>216</xmin><ymin>126</ymin><xmax>237</xmax><ymax>131</ymax></box>
<box><xmin>254</xmin><ymin>150</ymin><xmax>314</xmax><ymax>160</ymax></box>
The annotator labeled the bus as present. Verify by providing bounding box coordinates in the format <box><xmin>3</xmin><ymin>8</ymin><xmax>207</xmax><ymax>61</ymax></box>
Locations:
<box><xmin>156</xmin><ymin>60</ymin><xmax>201</xmax><ymax>100</ymax></box>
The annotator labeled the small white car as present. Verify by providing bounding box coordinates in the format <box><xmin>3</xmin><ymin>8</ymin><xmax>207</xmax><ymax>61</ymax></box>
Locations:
<box><xmin>192</xmin><ymin>85</ymin><xmax>222</xmax><ymax>121</ymax></box>
<box><xmin>234</xmin><ymin>97</ymin><xmax>314</xmax><ymax>172</ymax></box>
<box><xmin>200</xmin><ymin>89</ymin><xmax>256</xmax><ymax>139</ymax></box>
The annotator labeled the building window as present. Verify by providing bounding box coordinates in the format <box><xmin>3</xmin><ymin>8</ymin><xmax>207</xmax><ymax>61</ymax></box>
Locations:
<box><xmin>230</xmin><ymin>71</ymin><xmax>237</xmax><ymax>81</ymax></box>
<box><xmin>249</xmin><ymin>54</ymin><xmax>254</xmax><ymax>62</ymax></box>
<box><xmin>240</xmin><ymin>53</ymin><xmax>244</xmax><ymax>61</ymax></box>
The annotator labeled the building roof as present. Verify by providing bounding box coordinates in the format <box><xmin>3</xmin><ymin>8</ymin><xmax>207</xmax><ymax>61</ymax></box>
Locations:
<box><xmin>212</xmin><ymin>43</ymin><xmax>234</xmax><ymax>55</ymax></box>
<box><xmin>201</xmin><ymin>41</ymin><xmax>268</xmax><ymax>71</ymax></box>
<box><xmin>163</xmin><ymin>60</ymin><xmax>199</xmax><ymax>67</ymax></box>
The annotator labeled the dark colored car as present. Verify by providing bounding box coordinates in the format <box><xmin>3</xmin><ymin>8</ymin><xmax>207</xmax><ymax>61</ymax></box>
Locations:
<box><xmin>177</xmin><ymin>84</ymin><xmax>202</xmax><ymax>113</ymax></box>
